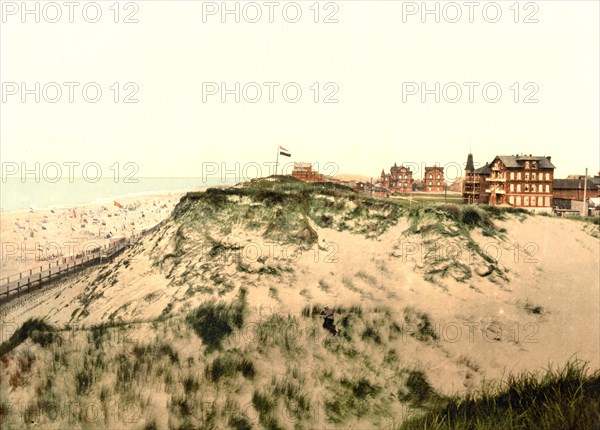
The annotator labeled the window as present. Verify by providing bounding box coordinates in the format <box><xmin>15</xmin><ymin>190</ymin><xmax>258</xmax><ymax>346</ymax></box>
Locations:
<box><xmin>404</xmin><ymin>182</ymin><xmax>407</xmax><ymax>187</ymax></box>
<box><xmin>538</xmin><ymin>197</ymin><xmax>544</xmax><ymax>206</ymax></box>
<box><xmin>532</xmin><ymin>173</ymin><xmax>536</xmax><ymax>180</ymax></box>
<box><xmin>524</xmin><ymin>185</ymin><xmax>529</xmax><ymax>192</ymax></box>
<box><xmin>545</xmin><ymin>197</ymin><xmax>550</xmax><ymax>206</ymax></box>
<box><xmin>428</xmin><ymin>187</ymin><xmax>432</xmax><ymax>191</ymax></box>
<box><xmin>525</xmin><ymin>173</ymin><xmax>529</xmax><ymax>180</ymax></box>
<box><xmin>531</xmin><ymin>185</ymin><xmax>536</xmax><ymax>192</ymax></box>
<box><xmin>524</xmin><ymin>197</ymin><xmax>529</xmax><ymax>206</ymax></box>
<box><xmin>517</xmin><ymin>184</ymin><xmax>521</xmax><ymax>192</ymax></box>
<box><xmin>437</xmin><ymin>182</ymin><xmax>440</xmax><ymax>186</ymax></box>
<box><xmin>428</xmin><ymin>181</ymin><xmax>432</xmax><ymax>186</ymax></box>
<box><xmin>531</xmin><ymin>198</ymin><xmax>536</xmax><ymax>206</ymax></box>
<box><xmin>517</xmin><ymin>172</ymin><xmax>522</xmax><ymax>180</ymax></box>
<box><xmin>510</xmin><ymin>172</ymin><xmax>515</xmax><ymax>180</ymax></box>
<box><xmin>510</xmin><ymin>184</ymin><xmax>514</xmax><ymax>192</ymax></box>
<box><xmin>429</xmin><ymin>174</ymin><xmax>432</xmax><ymax>179</ymax></box>
<box><xmin>509</xmin><ymin>196</ymin><xmax>514</xmax><ymax>205</ymax></box>
<box><xmin>516</xmin><ymin>196</ymin><xmax>521</xmax><ymax>206</ymax></box>
<box><xmin>525</xmin><ymin>161</ymin><xmax>530</xmax><ymax>169</ymax></box>
<box><xmin>532</xmin><ymin>161</ymin><xmax>537</xmax><ymax>169</ymax></box>
<box><xmin>545</xmin><ymin>173</ymin><xmax>550</xmax><ymax>181</ymax></box>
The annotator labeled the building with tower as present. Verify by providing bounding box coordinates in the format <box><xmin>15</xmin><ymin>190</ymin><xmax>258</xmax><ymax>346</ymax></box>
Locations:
<box><xmin>380</xmin><ymin>163</ymin><xmax>414</xmax><ymax>193</ymax></box>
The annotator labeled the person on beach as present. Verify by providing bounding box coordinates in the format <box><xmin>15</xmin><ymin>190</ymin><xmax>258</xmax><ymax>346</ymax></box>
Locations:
<box><xmin>321</xmin><ymin>306</ymin><xmax>337</xmax><ymax>335</ymax></box>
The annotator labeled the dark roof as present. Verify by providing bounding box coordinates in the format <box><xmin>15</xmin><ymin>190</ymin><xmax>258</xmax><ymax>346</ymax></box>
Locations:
<box><xmin>390</xmin><ymin>164</ymin><xmax>412</xmax><ymax>172</ymax></box>
<box><xmin>553</xmin><ymin>179</ymin><xmax>600</xmax><ymax>190</ymax></box>
<box><xmin>495</xmin><ymin>155</ymin><xmax>555</xmax><ymax>169</ymax></box>
<box><xmin>424</xmin><ymin>166</ymin><xmax>443</xmax><ymax>171</ymax></box>
<box><xmin>465</xmin><ymin>154</ymin><xmax>474</xmax><ymax>172</ymax></box>
<box><xmin>474</xmin><ymin>163</ymin><xmax>491</xmax><ymax>175</ymax></box>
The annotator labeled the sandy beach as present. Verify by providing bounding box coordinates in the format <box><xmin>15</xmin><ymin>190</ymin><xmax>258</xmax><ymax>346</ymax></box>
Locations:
<box><xmin>0</xmin><ymin>191</ymin><xmax>188</xmax><ymax>280</ymax></box>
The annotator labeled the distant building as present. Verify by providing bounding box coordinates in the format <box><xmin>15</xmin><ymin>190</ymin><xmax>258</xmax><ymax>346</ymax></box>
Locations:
<box><xmin>423</xmin><ymin>166</ymin><xmax>445</xmax><ymax>193</ymax></box>
<box><xmin>380</xmin><ymin>163</ymin><xmax>414</xmax><ymax>194</ymax></box>
<box><xmin>553</xmin><ymin>177</ymin><xmax>600</xmax><ymax>202</ymax></box>
<box><xmin>357</xmin><ymin>182</ymin><xmax>389</xmax><ymax>197</ymax></box>
<box><xmin>291</xmin><ymin>162</ymin><xmax>323</xmax><ymax>182</ymax></box>
<box><xmin>462</xmin><ymin>153</ymin><xmax>491</xmax><ymax>204</ymax></box>
<box><xmin>487</xmin><ymin>155</ymin><xmax>555</xmax><ymax>211</ymax></box>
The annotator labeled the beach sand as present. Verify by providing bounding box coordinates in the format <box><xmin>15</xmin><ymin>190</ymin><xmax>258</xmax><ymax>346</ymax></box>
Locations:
<box><xmin>0</xmin><ymin>191</ymin><xmax>188</xmax><ymax>280</ymax></box>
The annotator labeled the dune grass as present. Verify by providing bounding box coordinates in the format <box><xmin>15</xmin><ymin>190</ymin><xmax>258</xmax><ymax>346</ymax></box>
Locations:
<box><xmin>400</xmin><ymin>360</ymin><xmax>600</xmax><ymax>430</ymax></box>
<box><xmin>0</xmin><ymin>318</ymin><xmax>59</xmax><ymax>357</ymax></box>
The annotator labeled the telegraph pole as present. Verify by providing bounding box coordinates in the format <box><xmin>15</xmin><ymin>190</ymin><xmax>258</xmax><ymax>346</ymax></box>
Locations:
<box><xmin>582</xmin><ymin>167</ymin><xmax>588</xmax><ymax>216</ymax></box>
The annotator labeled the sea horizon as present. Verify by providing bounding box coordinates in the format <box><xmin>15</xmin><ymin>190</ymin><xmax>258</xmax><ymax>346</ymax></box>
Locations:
<box><xmin>0</xmin><ymin>177</ymin><xmax>238</xmax><ymax>212</ymax></box>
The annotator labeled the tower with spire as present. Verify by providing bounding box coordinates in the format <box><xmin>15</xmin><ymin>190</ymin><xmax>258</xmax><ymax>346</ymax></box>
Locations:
<box><xmin>462</xmin><ymin>152</ymin><xmax>491</xmax><ymax>204</ymax></box>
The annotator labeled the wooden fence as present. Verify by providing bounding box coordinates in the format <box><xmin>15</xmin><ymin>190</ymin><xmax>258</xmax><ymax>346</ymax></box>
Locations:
<box><xmin>0</xmin><ymin>231</ymin><xmax>147</xmax><ymax>305</ymax></box>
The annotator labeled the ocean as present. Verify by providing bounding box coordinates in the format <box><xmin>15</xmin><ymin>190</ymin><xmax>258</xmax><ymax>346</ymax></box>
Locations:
<box><xmin>0</xmin><ymin>177</ymin><xmax>235</xmax><ymax>212</ymax></box>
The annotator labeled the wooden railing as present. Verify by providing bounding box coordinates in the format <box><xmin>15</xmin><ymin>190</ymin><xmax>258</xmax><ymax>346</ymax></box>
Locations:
<box><xmin>0</xmin><ymin>231</ymin><xmax>148</xmax><ymax>305</ymax></box>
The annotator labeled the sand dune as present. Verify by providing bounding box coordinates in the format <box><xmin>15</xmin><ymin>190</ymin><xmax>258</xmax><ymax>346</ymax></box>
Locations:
<box><xmin>0</xmin><ymin>180</ymin><xmax>598</xmax><ymax>429</ymax></box>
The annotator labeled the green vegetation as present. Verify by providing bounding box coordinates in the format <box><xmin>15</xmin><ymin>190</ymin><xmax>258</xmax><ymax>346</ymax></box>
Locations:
<box><xmin>398</xmin><ymin>369</ymin><xmax>441</xmax><ymax>406</ymax></box>
<box><xmin>523</xmin><ymin>301</ymin><xmax>545</xmax><ymax>315</ymax></box>
<box><xmin>185</xmin><ymin>289</ymin><xmax>246</xmax><ymax>352</ymax></box>
<box><xmin>403</xmin><ymin>307</ymin><xmax>439</xmax><ymax>342</ymax></box>
<box><xmin>400</xmin><ymin>360</ymin><xmax>600</xmax><ymax>430</ymax></box>
<box><xmin>206</xmin><ymin>351</ymin><xmax>255</xmax><ymax>382</ymax></box>
<box><xmin>3</xmin><ymin>178</ymin><xmax>595</xmax><ymax>429</ymax></box>
<box><xmin>0</xmin><ymin>318</ymin><xmax>59</xmax><ymax>356</ymax></box>
<box><xmin>325</xmin><ymin>376</ymin><xmax>382</xmax><ymax>423</ymax></box>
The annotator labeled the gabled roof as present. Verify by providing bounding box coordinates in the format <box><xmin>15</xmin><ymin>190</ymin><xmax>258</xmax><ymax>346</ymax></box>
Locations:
<box><xmin>494</xmin><ymin>155</ymin><xmax>555</xmax><ymax>169</ymax></box>
<box><xmin>474</xmin><ymin>163</ymin><xmax>491</xmax><ymax>175</ymax></box>
<box><xmin>553</xmin><ymin>179</ymin><xmax>600</xmax><ymax>190</ymax></box>
<box><xmin>424</xmin><ymin>166</ymin><xmax>444</xmax><ymax>171</ymax></box>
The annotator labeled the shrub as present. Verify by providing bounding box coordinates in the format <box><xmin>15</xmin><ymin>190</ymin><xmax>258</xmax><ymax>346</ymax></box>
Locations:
<box><xmin>461</xmin><ymin>207</ymin><xmax>492</xmax><ymax>229</ymax></box>
<box><xmin>403</xmin><ymin>307</ymin><xmax>439</xmax><ymax>342</ymax></box>
<box><xmin>345</xmin><ymin>377</ymin><xmax>381</xmax><ymax>399</ymax></box>
<box><xmin>206</xmin><ymin>353</ymin><xmax>255</xmax><ymax>382</ymax></box>
<box><xmin>398</xmin><ymin>370</ymin><xmax>437</xmax><ymax>405</ymax></box>
<box><xmin>186</xmin><ymin>301</ymin><xmax>245</xmax><ymax>352</ymax></box>
<box><xmin>0</xmin><ymin>318</ymin><xmax>58</xmax><ymax>356</ymax></box>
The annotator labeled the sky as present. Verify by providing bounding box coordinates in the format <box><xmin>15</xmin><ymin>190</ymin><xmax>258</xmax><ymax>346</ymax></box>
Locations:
<box><xmin>1</xmin><ymin>0</ymin><xmax>598</xmax><ymax>183</ymax></box>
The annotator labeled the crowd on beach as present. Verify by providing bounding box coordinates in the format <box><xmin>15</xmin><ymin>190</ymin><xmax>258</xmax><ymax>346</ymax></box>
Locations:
<box><xmin>1</xmin><ymin>194</ymin><xmax>182</xmax><ymax>278</ymax></box>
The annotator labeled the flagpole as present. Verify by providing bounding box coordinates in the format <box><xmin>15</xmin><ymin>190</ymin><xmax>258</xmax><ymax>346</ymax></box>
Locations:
<box><xmin>275</xmin><ymin>146</ymin><xmax>280</xmax><ymax>176</ymax></box>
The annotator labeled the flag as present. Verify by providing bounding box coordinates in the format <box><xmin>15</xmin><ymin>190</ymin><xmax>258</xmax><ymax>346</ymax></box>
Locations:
<box><xmin>114</xmin><ymin>201</ymin><xmax>123</xmax><ymax>209</ymax></box>
<box><xmin>279</xmin><ymin>146</ymin><xmax>291</xmax><ymax>157</ymax></box>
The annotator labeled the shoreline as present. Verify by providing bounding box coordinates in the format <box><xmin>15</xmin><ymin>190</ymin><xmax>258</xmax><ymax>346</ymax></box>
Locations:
<box><xmin>0</xmin><ymin>189</ymin><xmax>205</xmax><ymax>278</ymax></box>
<box><xmin>0</xmin><ymin>186</ymin><xmax>211</xmax><ymax>214</ymax></box>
